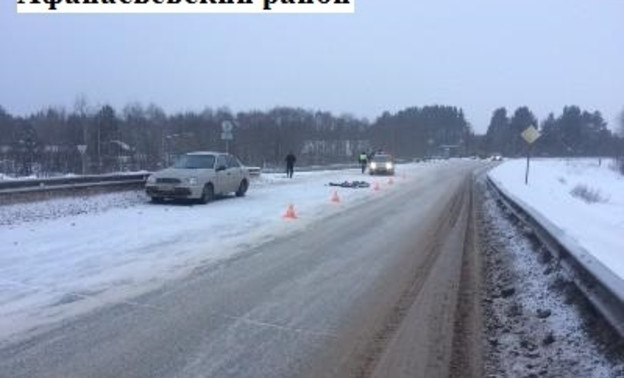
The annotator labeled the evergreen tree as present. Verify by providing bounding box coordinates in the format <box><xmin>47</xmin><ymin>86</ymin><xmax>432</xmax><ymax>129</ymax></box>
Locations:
<box><xmin>484</xmin><ymin>108</ymin><xmax>509</xmax><ymax>154</ymax></box>
<box><xmin>13</xmin><ymin>120</ymin><xmax>39</xmax><ymax>175</ymax></box>
<box><xmin>92</xmin><ymin>105</ymin><xmax>119</xmax><ymax>172</ymax></box>
<box><xmin>369</xmin><ymin>105</ymin><xmax>471</xmax><ymax>158</ymax></box>
<box><xmin>539</xmin><ymin>113</ymin><xmax>561</xmax><ymax>155</ymax></box>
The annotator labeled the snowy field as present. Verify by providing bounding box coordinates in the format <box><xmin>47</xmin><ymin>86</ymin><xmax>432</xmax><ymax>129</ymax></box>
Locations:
<box><xmin>489</xmin><ymin>158</ymin><xmax>624</xmax><ymax>281</ymax></box>
<box><xmin>0</xmin><ymin>161</ymin><xmax>460</xmax><ymax>341</ymax></box>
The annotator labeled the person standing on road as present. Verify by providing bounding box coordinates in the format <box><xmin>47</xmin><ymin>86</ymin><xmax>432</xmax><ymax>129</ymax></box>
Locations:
<box><xmin>285</xmin><ymin>152</ymin><xmax>296</xmax><ymax>179</ymax></box>
<box><xmin>358</xmin><ymin>151</ymin><xmax>368</xmax><ymax>174</ymax></box>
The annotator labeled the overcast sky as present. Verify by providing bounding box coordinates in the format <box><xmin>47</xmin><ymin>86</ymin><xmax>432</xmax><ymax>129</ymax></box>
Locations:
<box><xmin>1</xmin><ymin>1</ymin><xmax>622</xmax><ymax>133</ymax></box>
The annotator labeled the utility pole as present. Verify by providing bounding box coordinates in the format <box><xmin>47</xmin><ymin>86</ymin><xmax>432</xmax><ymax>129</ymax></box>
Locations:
<box><xmin>97</xmin><ymin>124</ymin><xmax>101</xmax><ymax>173</ymax></box>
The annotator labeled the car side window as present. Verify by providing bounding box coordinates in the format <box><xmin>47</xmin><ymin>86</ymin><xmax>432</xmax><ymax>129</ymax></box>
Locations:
<box><xmin>226</xmin><ymin>155</ymin><xmax>240</xmax><ymax>168</ymax></box>
<box><xmin>216</xmin><ymin>156</ymin><xmax>228</xmax><ymax>170</ymax></box>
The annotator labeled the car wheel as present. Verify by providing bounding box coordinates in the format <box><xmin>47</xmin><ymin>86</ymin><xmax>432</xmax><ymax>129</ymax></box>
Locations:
<box><xmin>236</xmin><ymin>179</ymin><xmax>248</xmax><ymax>197</ymax></box>
<box><xmin>150</xmin><ymin>196</ymin><xmax>164</xmax><ymax>204</ymax></box>
<box><xmin>200</xmin><ymin>184</ymin><xmax>214</xmax><ymax>204</ymax></box>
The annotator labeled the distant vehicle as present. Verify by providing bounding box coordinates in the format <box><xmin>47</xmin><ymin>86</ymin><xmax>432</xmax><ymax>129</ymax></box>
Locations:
<box><xmin>491</xmin><ymin>154</ymin><xmax>503</xmax><ymax>161</ymax></box>
<box><xmin>145</xmin><ymin>152</ymin><xmax>250</xmax><ymax>203</ymax></box>
<box><xmin>369</xmin><ymin>154</ymin><xmax>395</xmax><ymax>175</ymax></box>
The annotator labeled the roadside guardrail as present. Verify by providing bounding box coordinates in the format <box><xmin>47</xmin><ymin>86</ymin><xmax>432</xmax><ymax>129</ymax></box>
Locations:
<box><xmin>0</xmin><ymin>173</ymin><xmax>150</xmax><ymax>193</ymax></box>
<box><xmin>247</xmin><ymin>167</ymin><xmax>261</xmax><ymax>177</ymax></box>
<box><xmin>0</xmin><ymin>164</ymin><xmax>347</xmax><ymax>203</ymax></box>
<box><xmin>0</xmin><ymin>173</ymin><xmax>150</xmax><ymax>204</ymax></box>
<box><xmin>487</xmin><ymin>176</ymin><xmax>624</xmax><ymax>337</ymax></box>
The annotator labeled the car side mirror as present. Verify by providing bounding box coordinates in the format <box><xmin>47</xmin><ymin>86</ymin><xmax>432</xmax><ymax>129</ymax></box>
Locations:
<box><xmin>216</xmin><ymin>165</ymin><xmax>227</xmax><ymax>172</ymax></box>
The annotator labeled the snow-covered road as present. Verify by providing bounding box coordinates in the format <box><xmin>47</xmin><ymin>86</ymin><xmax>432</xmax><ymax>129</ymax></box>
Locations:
<box><xmin>0</xmin><ymin>161</ymin><xmax>459</xmax><ymax>340</ymax></box>
<box><xmin>0</xmin><ymin>160</ymin><xmax>484</xmax><ymax>378</ymax></box>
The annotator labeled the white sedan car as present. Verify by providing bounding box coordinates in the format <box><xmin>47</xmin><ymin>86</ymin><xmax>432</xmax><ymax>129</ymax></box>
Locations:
<box><xmin>369</xmin><ymin>154</ymin><xmax>395</xmax><ymax>175</ymax></box>
<box><xmin>145</xmin><ymin>152</ymin><xmax>250</xmax><ymax>203</ymax></box>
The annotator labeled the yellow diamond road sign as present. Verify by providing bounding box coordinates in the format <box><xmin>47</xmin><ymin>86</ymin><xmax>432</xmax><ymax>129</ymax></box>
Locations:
<box><xmin>521</xmin><ymin>126</ymin><xmax>541</xmax><ymax>144</ymax></box>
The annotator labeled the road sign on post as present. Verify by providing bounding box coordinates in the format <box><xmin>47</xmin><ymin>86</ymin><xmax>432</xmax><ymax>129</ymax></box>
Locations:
<box><xmin>521</xmin><ymin>126</ymin><xmax>541</xmax><ymax>145</ymax></box>
<box><xmin>221</xmin><ymin>121</ymin><xmax>234</xmax><ymax>153</ymax></box>
<box><xmin>77</xmin><ymin>144</ymin><xmax>87</xmax><ymax>175</ymax></box>
<box><xmin>521</xmin><ymin>126</ymin><xmax>541</xmax><ymax>185</ymax></box>
<box><xmin>221</xmin><ymin>120</ymin><xmax>233</xmax><ymax>133</ymax></box>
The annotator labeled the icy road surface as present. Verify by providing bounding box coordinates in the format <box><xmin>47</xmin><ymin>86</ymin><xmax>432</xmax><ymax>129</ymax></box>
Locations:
<box><xmin>0</xmin><ymin>160</ymin><xmax>485</xmax><ymax>378</ymax></box>
<box><xmin>1</xmin><ymin>161</ymin><xmax>453</xmax><ymax>340</ymax></box>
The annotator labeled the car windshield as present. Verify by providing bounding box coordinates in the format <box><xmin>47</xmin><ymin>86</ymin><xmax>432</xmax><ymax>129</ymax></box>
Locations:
<box><xmin>172</xmin><ymin>155</ymin><xmax>215</xmax><ymax>169</ymax></box>
<box><xmin>372</xmin><ymin>155</ymin><xmax>391</xmax><ymax>163</ymax></box>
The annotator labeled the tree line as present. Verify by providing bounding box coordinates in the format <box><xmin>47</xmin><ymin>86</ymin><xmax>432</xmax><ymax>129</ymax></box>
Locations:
<box><xmin>484</xmin><ymin>106</ymin><xmax>622</xmax><ymax>158</ymax></box>
<box><xmin>0</xmin><ymin>102</ymin><xmax>472</xmax><ymax>176</ymax></box>
<box><xmin>0</xmin><ymin>101</ymin><xmax>622</xmax><ymax>177</ymax></box>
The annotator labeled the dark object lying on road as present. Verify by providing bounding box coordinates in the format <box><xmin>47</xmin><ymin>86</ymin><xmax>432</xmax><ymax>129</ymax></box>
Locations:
<box><xmin>329</xmin><ymin>181</ymin><xmax>370</xmax><ymax>189</ymax></box>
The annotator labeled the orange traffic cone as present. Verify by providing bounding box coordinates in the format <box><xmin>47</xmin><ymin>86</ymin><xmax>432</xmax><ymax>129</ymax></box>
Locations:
<box><xmin>331</xmin><ymin>191</ymin><xmax>341</xmax><ymax>204</ymax></box>
<box><xmin>283</xmin><ymin>204</ymin><xmax>298</xmax><ymax>220</ymax></box>
<box><xmin>373</xmin><ymin>181</ymin><xmax>381</xmax><ymax>192</ymax></box>
<box><xmin>388</xmin><ymin>177</ymin><xmax>394</xmax><ymax>185</ymax></box>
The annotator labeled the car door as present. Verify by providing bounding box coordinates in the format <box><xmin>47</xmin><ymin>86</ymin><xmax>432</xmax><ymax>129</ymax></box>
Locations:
<box><xmin>226</xmin><ymin>155</ymin><xmax>243</xmax><ymax>191</ymax></box>
<box><xmin>214</xmin><ymin>155</ymin><xmax>230</xmax><ymax>194</ymax></box>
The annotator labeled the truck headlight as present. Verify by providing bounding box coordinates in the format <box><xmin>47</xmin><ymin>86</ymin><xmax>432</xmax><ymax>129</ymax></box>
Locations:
<box><xmin>386</xmin><ymin>162</ymin><xmax>393</xmax><ymax>169</ymax></box>
<box><xmin>147</xmin><ymin>175</ymin><xmax>156</xmax><ymax>184</ymax></box>
<box><xmin>370</xmin><ymin>162</ymin><xmax>377</xmax><ymax>169</ymax></box>
<box><xmin>186</xmin><ymin>177</ymin><xmax>198</xmax><ymax>185</ymax></box>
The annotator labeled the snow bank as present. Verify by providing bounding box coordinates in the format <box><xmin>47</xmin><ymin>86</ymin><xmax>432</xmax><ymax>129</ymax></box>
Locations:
<box><xmin>0</xmin><ymin>162</ymin><xmax>451</xmax><ymax>340</ymax></box>
<box><xmin>0</xmin><ymin>173</ymin><xmax>16</xmax><ymax>181</ymax></box>
<box><xmin>0</xmin><ymin>191</ymin><xmax>147</xmax><ymax>226</ymax></box>
<box><xmin>489</xmin><ymin>159</ymin><xmax>624</xmax><ymax>281</ymax></box>
<box><xmin>481</xmin><ymin>187</ymin><xmax>623</xmax><ymax>377</ymax></box>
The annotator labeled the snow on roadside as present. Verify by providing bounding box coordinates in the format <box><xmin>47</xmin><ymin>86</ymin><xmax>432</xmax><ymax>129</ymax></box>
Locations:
<box><xmin>0</xmin><ymin>162</ymin><xmax>446</xmax><ymax>341</ymax></box>
<box><xmin>480</xmin><ymin>183</ymin><xmax>624</xmax><ymax>377</ymax></box>
<box><xmin>488</xmin><ymin>158</ymin><xmax>624</xmax><ymax>281</ymax></box>
<box><xmin>0</xmin><ymin>191</ymin><xmax>148</xmax><ymax>226</ymax></box>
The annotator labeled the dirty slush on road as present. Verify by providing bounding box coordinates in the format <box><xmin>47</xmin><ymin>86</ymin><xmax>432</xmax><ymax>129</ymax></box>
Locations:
<box><xmin>476</xmin><ymin>177</ymin><xmax>624</xmax><ymax>378</ymax></box>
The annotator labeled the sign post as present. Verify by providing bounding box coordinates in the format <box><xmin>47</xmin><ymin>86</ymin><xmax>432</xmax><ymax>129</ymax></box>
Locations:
<box><xmin>221</xmin><ymin>121</ymin><xmax>234</xmax><ymax>153</ymax></box>
<box><xmin>521</xmin><ymin>126</ymin><xmax>541</xmax><ymax>185</ymax></box>
<box><xmin>77</xmin><ymin>144</ymin><xmax>88</xmax><ymax>175</ymax></box>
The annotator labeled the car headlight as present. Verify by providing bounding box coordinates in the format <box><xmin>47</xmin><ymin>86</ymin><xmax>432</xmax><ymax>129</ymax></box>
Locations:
<box><xmin>147</xmin><ymin>175</ymin><xmax>156</xmax><ymax>184</ymax></box>
<box><xmin>386</xmin><ymin>162</ymin><xmax>393</xmax><ymax>169</ymax></box>
<box><xmin>370</xmin><ymin>162</ymin><xmax>377</xmax><ymax>169</ymax></box>
<box><xmin>186</xmin><ymin>177</ymin><xmax>198</xmax><ymax>185</ymax></box>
